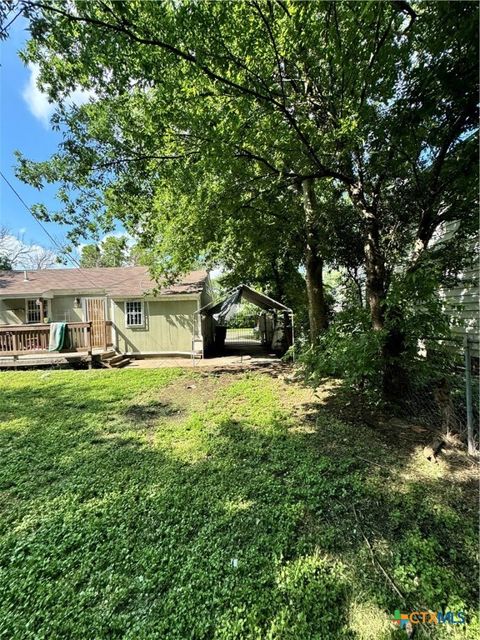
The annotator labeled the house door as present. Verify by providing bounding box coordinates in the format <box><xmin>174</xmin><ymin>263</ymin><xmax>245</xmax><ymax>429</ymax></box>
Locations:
<box><xmin>83</xmin><ymin>298</ymin><xmax>106</xmax><ymax>348</ymax></box>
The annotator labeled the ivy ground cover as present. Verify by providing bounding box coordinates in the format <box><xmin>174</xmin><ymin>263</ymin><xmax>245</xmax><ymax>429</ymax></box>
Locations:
<box><xmin>0</xmin><ymin>368</ymin><xmax>477</xmax><ymax>639</ymax></box>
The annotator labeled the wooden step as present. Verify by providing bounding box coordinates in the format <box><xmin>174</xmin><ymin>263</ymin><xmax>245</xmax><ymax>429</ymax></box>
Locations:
<box><xmin>99</xmin><ymin>353</ymin><xmax>131</xmax><ymax>369</ymax></box>
<box><xmin>110</xmin><ymin>357</ymin><xmax>130</xmax><ymax>368</ymax></box>
<box><xmin>101</xmin><ymin>350</ymin><xmax>116</xmax><ymax>361</ymax></box>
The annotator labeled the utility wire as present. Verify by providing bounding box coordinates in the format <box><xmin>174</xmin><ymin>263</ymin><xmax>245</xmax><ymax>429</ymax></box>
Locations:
<box><xmin>1</xmin><ymin>170</ymin><xmax>82</xmax><ymax>266</ymax></box>
<box><xmin>0</xmin><ymin>170</ymin><xmax>103</xmax><ymax>291</ymax></box>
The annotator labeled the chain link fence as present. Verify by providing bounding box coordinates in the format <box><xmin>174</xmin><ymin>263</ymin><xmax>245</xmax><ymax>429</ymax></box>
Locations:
<box><xmin>392</xmin><ymin>336</ymin><xmax>479</xmax><ymax>454</ymax></box>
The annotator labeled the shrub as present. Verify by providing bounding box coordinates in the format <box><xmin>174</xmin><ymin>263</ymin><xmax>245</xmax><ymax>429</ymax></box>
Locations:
<box><xmin>298</xmin><ymin>307</ymin><xmax>385</xmax><ymax>398</ymax></box>
<box><xmin>298</xmin><ymin>265</ymin><xmax>459</xmax><ymax>405</ymax></box>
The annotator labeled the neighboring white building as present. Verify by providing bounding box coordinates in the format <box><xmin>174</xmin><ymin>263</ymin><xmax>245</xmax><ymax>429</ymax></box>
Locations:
<box><xmin>436</xmin><ymin>221</ymin><xmax>479</xmax><ymax>357</ymax></box>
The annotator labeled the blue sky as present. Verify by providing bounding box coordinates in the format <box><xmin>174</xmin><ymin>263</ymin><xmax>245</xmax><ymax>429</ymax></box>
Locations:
<box><xmin>0</xmin><ymin>19</ymin><xmax>99</xmax><ymax>255</ymax></box>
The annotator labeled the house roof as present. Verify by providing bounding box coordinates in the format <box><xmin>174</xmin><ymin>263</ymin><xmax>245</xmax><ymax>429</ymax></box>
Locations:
<box><xmin>0</xmin><ymin>267</ymin><xmax>208</xmax><ymax>298</ymax></box>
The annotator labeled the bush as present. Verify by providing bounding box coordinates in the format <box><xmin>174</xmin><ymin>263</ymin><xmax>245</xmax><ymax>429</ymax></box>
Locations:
<box><xmin>298</xmin><ymin>266</ymin><xmax>457</xmax><ymax>404</ymax></box>
<box><xmin>298</xmin><ymin>308</ymin><xmax>385</xmax><ymax>398</ymax></box>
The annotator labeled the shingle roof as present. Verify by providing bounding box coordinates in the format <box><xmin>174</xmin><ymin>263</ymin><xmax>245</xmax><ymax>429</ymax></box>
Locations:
<box><xmin>0</xmin><ymin>267</ymin><xmax>208</xmax><ymax>298</ymax></box>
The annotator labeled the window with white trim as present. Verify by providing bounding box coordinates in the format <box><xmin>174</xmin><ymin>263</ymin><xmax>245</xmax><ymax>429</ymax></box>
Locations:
<box><xmin>26</xmin><ymin>299</ymin><xmax>41</xmax><ymax>324</ymax></box>
<box><xmin>125</xmin><ymin>300</ymin><xmax>144</xmax><ymax>327</ymax></box>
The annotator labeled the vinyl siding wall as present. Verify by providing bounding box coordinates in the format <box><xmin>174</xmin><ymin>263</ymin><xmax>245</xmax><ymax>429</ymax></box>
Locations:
<box><xmin>50</xmin><ymin>296</ymin><xmax>84</xmax><ymax>323</ymax></box>
<box><xmin>0</xmin><ymin>298</ymin><xmax>27</xmax><ymax>324</ymax></box>
<box><xmin>0</xmin><ymin>294</ymin><xmax>201</xmax><ymax>355</ymax></box>
<box><xmin>0</xmin><ymin>296</ymin><xmax>85</xmax><ymax>324</ymax></box>
<box><xmin>440</xmin><ymin>267</ymin><xmax>479</xmax><ymax>357</ymax></box>
<box><xmin>435</xmin><ymin>222</ymin><xmax>479</xmax><ymax>357</ymax></box>
<box><xmin>112</xmin><ymin>298</ymin><xmax>198</xmax><ymax>354</ymax></box>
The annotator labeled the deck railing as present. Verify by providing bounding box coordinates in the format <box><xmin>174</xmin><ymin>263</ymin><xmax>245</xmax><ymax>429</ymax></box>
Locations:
<box><xmin>0</xmin><ymin>322</ymin><xmax>94</xmax><ymax>355</ymax></box>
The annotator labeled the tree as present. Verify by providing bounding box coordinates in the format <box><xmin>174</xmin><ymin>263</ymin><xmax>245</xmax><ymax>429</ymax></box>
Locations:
<box><xmin>0</xmin><ymin>226</ymin><xmax>29</xmax><ymax>267</ymax></box>
<box><xmin>0</xmin><ymin>255</ymin><xmax>12</xmax><ymax>270</ymax></box>
<box><xmin>0</xmin><ymin>225</ymin><xmax>57</xmax><ymax>269</ymax></box>
<box><xmin>101</xmin><ymin>235</ymin><xmax>128</xmax><ymax>267</ymax></box>
<box><xmin>25</xmin><ymin>247</ymin><xmax>57</xmax><ymax>270</ymax></box>
<box><xmin>79</xmin><ymin>244</ymin><xmax>101</xmax><ymax>268</ymax></box>
<box><xmin>2</xmin><ymin>1</ymin><xmax>477</xmax><ymax>358</ymax></box>
<box><xmin>80</xmin><ymin>235</ymin><xmax>128</xmax><ymax>267</ymax></box>
<box><xmin>129</xmin><ymin>243</ymin><xmax>155</xmax><ymax>268</ymax></box>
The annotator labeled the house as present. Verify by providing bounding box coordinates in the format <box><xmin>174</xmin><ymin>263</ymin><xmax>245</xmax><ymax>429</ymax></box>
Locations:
<box><xmin>440</xmin><ymin>264</ymin><xmax>479</xmax><ymax>358</ymax></box>
<box><xmin>434</xmin><ymin>221</ymin><xmax>479</xmax><ymax>358</ymax></box>
<box><xmin>0</xmin><ymin>266</ymin><xmax>212</xmax><ymax>356</ymax></box>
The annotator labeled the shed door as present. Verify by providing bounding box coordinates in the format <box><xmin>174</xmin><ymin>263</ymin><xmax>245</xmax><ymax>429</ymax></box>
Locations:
<box><xmin>83</xmin><ymin>298</ymin><xmax>106</xmax><ymax>348</ymax></box>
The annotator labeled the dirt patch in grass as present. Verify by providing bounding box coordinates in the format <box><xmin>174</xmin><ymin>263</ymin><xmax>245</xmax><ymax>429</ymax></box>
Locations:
<box><xmin>121</xmin><ymin>372</ymin><xmax>244</xmax><ymax>437</ymax></box>
<box><xmin>152</xmin><ymin>371</ymin><xmax>248</xmax><ymax>413</ymax></box>
<box><xmin>125</xmin><ymin>401</ymin><xmax>181</xmax><ymax>422</ymax></box>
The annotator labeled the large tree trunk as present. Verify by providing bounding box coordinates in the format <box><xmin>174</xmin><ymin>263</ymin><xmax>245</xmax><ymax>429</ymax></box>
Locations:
<box><xmin>365</xmin><ymin>219</ymin><xmax>409</xmax><ymax>398</ymax></box>
<box><xmin>363</xmin><ymin>216</ymin><xmax>409</xmax><ymax>398</ymax></box>
<box><xmin>349</xmin><ymin>184</ymin><xmax>408</xmax><ymax>398</ymax></box>
<box><xmin>382</xmin><ymin>308</ymin><xmax>408</xmax><ymax>399</ymax></box>
<box><xmin>302</xmin><ymin>178</ymin><xmax>329</xmax><ymax>341</ymax></box>
<box><xmin>364</xmin><ymin>216</ymin><xmax>386</xmax><ymax>331</ymax></box>
<box><xmin>305</xmin><ymin>245</ymin><xmax>328</xmax><ymax>340</ymax></box>
<box><xmin>348</xmin><ymin>185</ymin><xmax>387</xmax><ymax>330</ymax></box>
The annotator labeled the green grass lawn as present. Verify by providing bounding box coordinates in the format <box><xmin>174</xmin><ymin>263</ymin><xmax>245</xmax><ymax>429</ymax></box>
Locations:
<box><xmin>0</xmin><ymin>369</ymin><xmax>477</xmax><ymax>639</ymax></box>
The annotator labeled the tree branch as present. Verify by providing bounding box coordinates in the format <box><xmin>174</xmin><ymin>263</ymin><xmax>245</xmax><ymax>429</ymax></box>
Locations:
<box><xmin>391</xmin><ymin>1</ymin><xmax>417</xmax><ymax>31</ymax></box>
<box><xmin>416</xmin><ymin>111</ymin><xmax>473</xmax><ymax>246</ymax></box>
<box><xmin>251</xmin><ymin>0</ymin><xmax>287</xmax><ymax>106</ymax></box>
<box><xmin>21</xmin><ymin>0</ymin><xmax>349</xmax><ymax>183</ymax></box>
<box><xmin>94</xmin><ymin>152</ymin><xmax>198</xmax><ymax>170</ymax></box>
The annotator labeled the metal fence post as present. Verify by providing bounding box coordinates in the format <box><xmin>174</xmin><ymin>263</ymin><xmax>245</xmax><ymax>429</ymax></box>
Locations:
<box><xmin>290</xmin><ymin>312</ymin><xmax>295</xmax><ymax>362</ymax></box>
<box><xmin>464</xmin><ymin>335</ymin><xmax>475</xmax><ymax>455</ymax></box>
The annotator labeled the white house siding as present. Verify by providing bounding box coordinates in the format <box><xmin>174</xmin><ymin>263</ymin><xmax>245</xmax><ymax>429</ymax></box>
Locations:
<box><xmin>434</xmin><ymin>222</ymin><xmax>479</xmax><ymax>357</ymax></box>
<box><xmin>439</xmin><ymin>266</ymin><xmax>479</xmax><ymax>357</ymax></box>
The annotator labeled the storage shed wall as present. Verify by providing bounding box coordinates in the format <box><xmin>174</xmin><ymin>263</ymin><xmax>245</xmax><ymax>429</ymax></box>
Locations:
<box><xmin>112</xmin><ymin>298</ymin><xmax>198</xmax><ymax>354</ymax></box>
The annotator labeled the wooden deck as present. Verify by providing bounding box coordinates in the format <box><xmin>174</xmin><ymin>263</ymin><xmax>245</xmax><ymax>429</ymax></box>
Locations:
<box><xmin>0</xmin><ymin>349</ymin><xmax>110</xmax><ymax>369</ymax></box>
<box><xmin>0</xmin><ymin>321</ymin><xmax>113</xmax><ymax>369</ymax></box>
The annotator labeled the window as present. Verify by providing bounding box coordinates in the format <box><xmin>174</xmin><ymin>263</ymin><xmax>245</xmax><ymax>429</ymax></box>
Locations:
<box><xmin>26</xmin><ymin>299</ymin><xmax>41</xmax><ymax>324</ymax></box>
<box><xmin>125</xmin><ymin>300</ymin><xmax>144</xmax><ymax>327</ymax></box>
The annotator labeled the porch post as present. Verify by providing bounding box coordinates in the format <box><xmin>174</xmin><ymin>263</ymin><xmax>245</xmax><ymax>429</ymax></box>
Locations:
<box><xmin>86</xmin><ymin>322</ymin><xmax>93</xmax><ymax>369</ymax></box>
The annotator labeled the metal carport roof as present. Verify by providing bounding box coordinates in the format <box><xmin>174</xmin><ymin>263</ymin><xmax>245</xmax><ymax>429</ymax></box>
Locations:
<box><xmin>198</xmin><ymin>284</ymin><xmax>292</xmax><ymax>324</ymax></box>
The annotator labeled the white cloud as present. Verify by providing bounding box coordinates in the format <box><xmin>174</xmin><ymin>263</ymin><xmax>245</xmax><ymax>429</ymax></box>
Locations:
<box><xmin>22</xmin><ymin>63</ymin><xmax>55</xmax><ymax>127</ymax></box>
<box><xmin>22</xmin><ymin>63</ymin><xmax>95</xmax><ymax>128</ymax></box>
<box><xmin>67</xmin><ymin>84</ymin><xmax>95</xmax><ymax>110</ymax></box>
<box><xmin>0</xmin><ymin>232</ymin><xmax>58</xmax><ymax>269</ymax></box>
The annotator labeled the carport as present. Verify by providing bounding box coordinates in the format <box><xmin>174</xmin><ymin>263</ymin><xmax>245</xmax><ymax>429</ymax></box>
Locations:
<box><xmin>193</xmin><ymin>284</ymin><xmax>294</xmax><ymax>358</ymax></box>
